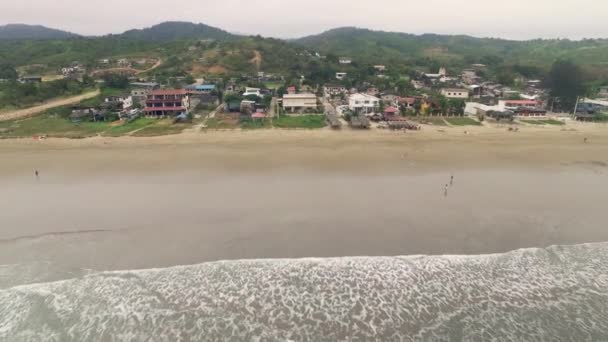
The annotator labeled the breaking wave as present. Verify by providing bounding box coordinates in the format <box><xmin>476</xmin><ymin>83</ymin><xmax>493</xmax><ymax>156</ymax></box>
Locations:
<box><xmin>1</xmin><ymin>243</ymin><xmax>608</xmax><ymax>341</ymax></box>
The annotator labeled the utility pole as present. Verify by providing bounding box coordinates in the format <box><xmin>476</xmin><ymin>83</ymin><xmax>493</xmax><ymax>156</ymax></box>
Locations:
<box><xmin>573</xmin><ymin>96</ymin><xmax>580</xmax><ymax>116</ymax></box>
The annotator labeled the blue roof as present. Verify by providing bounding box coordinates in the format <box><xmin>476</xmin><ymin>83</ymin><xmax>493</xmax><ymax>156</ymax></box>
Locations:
<box><xmin>195</xmin><ymin>84</ymin><xmax>216</xmax><ymax>91</ymax></box>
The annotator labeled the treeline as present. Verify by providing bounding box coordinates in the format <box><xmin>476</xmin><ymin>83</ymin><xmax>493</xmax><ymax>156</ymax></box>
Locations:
<box><xmin>0</xmin><ymin>77</ymin><xmax>95</xmax><ymax>109</ymax></box>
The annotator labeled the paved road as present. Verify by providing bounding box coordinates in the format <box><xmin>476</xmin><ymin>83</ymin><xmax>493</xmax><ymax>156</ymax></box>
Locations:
<box><xmin>0</xmin><ymin>89</ymin><xmax>101</xmax><ymax>122</ymax></box>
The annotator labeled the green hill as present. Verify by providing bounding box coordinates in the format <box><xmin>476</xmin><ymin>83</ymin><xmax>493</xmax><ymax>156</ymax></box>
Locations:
<box><xmin>295</xmin><ymin>27</ymin><xmax>608</xmax><ymax>76</ymax></box>
<box><xmin>0</xmin><ymin>24</ymin><xmax>79</xmax><ymax>40</ymax></box>
<box><xmin>117</xmin><ymin>21</ymin><xmax>236</xmax><ymax>41</ymax></box>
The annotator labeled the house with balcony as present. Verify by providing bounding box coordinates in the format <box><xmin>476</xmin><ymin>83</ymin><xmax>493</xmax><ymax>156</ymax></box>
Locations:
<box><xmin>282</xmin><ymin>93</ymin><xmax>318</xmax><ymax>113</ymax></box>
<box><xmin>144</xmin><ymin>89</ymin><xmax>189</xmax><ymax>117</ymax></box>
<box><xmin>348</xmin><ymin>93</ymin><xmax>380</xmax><ymax>114</ymax></box>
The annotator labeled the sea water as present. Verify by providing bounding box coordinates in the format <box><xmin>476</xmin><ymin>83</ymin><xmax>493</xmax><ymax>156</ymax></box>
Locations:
<box><xmin>1</xmin><ymin>243</ymin><xmax>607</xmax><ymax>341</ymax></box>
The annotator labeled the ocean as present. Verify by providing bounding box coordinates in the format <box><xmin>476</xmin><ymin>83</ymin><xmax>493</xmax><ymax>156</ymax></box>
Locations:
<box><xmin>2</xmin><ymin>243</ymin><xmax>608</xmax><ymax>341</ymax></box>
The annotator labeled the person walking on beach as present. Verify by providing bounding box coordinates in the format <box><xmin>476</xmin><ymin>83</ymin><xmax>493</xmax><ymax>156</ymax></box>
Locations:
<box><xmin>584</xmin><ymin>137</ymin><xmax>588</xmax><ymax>144</ymax></box>
<box><xmin>450</xmin><ymin>175</ymin><xmax>454</xmax><ymax>186</ymax></box>
<box><xmin>35</xmin><ymin>170</ymin><xmax>39</xmax><ymax>180</ymax></box>
<box><xmin>444</xmin><ymin>184</ymin><xmax>449</xmax><ymax>197</ymax></box>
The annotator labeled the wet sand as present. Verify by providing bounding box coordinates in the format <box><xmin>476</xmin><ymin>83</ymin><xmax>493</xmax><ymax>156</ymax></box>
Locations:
<box><xmin>1</xmin><ymin>124</ymin><xmax>608</xmax><ymax>287</ymax></box>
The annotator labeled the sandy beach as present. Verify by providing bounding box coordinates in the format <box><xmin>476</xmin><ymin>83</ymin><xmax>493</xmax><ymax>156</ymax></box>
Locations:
<box><xmin>1</xmin><ymin>121</ymin><xmax>607</xmax><ymax>176</ymax></box>
<box><xmin>1</xmin><ymin>122</ymin><xmax>608</xmax><ymax>288</ymax></box>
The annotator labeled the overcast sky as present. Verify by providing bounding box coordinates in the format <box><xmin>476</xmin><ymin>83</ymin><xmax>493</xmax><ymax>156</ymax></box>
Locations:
<box><xmin>2</xmin><ymin>0</ymin><xmax>607</xmax><ymax>40</ymax></box>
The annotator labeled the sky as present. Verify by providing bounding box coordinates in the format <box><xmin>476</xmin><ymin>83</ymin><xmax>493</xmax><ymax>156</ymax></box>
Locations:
<box><xmin>2</xmin><ymin>0</ymin><xmax>608</xmax><ymax>40</ymax></box>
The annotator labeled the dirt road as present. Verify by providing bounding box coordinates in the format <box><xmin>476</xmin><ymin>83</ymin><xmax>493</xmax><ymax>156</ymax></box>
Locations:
<box><xmin>91</xmin><ymin>59</ymin><xmax>163</xmax><ymax>76</ymax></box>
<box><xmin>0</xmin><ymin>89</ymin><xmax>101</xmax><ymax>122</ymax></box>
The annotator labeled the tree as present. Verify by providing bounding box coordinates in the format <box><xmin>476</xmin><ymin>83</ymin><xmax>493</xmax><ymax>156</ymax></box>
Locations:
<box><xmin>546</xmin><ymin>60</ymin><xmax>586</xmax><ymax>111</ymax></box>
<box><xmin>448</xmin><ymin>99</ymin><xmax>465</xmax><ymax>116</ymax></box>
<box><xmin>439</xmin><ymin>97</ymin><xmax>449</xmax><ymax>115</ymax></box>
<box><xmin>224</xmin><ymin>93</ymin><xmax>242</xmax><ymax>104</ymax></box>
<box><xmin>0</xmin><ymin>64</ymin><xmax>18</xmax><ymax>80</ymax></box>
<box><xmin>184</xmin><ymin>75</ymin><xmax>195</xmax><ymax>85</ymax></box>
<box><xmin>102</xmin><ymin>74</ymin><xmax>129</xmax><ymax>89</ymax></box>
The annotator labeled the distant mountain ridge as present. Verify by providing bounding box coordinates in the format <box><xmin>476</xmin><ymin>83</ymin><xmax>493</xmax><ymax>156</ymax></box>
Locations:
<box><xmin>0</xmin><ymin>24</ymin><xmax>79</xmax><ymax>40</ymax></box>
<box><xmin>116</xmin><ymin>21</ymin><xmax>236</xmax><ymax>41</ymax></box>
<box><xmin>294</xmin><ymin>27</ymin><xmax>608</xmax><ymax>67</ymax></box>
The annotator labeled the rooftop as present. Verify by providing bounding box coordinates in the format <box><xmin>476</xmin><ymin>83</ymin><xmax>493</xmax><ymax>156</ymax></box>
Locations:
<box><xmin>283</xmin><ymin>93</ymin><xmax>317</xmax><ymax>99</ymax></box>
<box><xmin>350</xmin><ymin>93</ymin><xmax>379</xmax><ymax>99</ymax></box>
<box><xmin>149</xmin><ymin>89</ymin><xmax>187</xmax><ymax>96</ymax></box>
<box><xmin>502</xmin><ymin>100</ymin><xmax>539</xmax><ymax>105</ymax></box>
<box><xmin>384</xmin><ymin>106</ymin><xmax>399</xmax><ymax>113</ymax></box>
<box><xmin>442</xmin><ymin>88</ymin><xmax>469</xmax><ymax>92</ymax></box>
<box><xmin>130</xmin><ymin>82</ymin><xmax>159</xmax><ymax>87</ymax></box>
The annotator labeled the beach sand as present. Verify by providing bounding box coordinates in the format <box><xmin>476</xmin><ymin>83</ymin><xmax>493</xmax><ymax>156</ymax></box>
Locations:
<box><xmin>1</xmin><ymin>122</ymin><xmax>607</xmax><ymax>287</ymax></box>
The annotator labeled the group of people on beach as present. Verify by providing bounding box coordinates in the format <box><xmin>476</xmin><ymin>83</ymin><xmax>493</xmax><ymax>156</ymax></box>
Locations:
<box><xmin>444</xmin><ymin>175</ymin><xmax>454</xmax><ymax>197</ymax></box>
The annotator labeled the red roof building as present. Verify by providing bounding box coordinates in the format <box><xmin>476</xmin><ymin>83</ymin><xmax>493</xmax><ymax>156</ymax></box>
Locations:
<box><xmin>399</xmin><ymin>97</ymin><xmax>417</xmax><ymax>106</ymax></box>
<box><xmin>144</xmin><ymin>89</ymin><xmax>189</xmax><ymax>116</ymax></box>
<box><xmin>287</xmin><ymin>86</ymin><xmax>297</xmax><ymax>94</ymax></box>
<box><xmin>384</xmin><ymin>106</ymin><xmax>399</xmax><ymax>114</ymax></box>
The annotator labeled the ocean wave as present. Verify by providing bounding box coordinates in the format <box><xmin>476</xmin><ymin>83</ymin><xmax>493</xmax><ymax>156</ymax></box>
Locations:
<box><xmin>2</xmin><ymin>243</ymin><xmax>608</xmax><ymax>341</ymax></box>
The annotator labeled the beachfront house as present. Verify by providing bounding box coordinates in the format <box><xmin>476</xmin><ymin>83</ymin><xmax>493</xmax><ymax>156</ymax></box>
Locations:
<box><xmin>348</xmin><ymin>93</ymin><xmax>380</xmax><ymax>114</ymax></box>
<box><xmin>144</xmin><ymin>89</ymin><xmax>189</xmax><ymax>117</ymax></box>
<box><xmin>282</xmin><ymin>93</ymin><xmax>318</xmax><ymax>113</ymax></box>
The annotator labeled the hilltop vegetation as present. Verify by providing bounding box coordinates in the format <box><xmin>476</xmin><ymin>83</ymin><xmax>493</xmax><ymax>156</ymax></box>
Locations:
<box><xmin>0</xmin><ymin>22</ymin><xmax>607</xmax><ymax>85</ymax></box>
<box><xmin>295</xmin><ymin>27</ymin><xmax>608</xmax><ymax>78</ymax></box>
<box><xmin>118</xmin><ymin>22</ymin><xmax>236</xmax><ymax>41</ymax></box>
<box><xmin>0</xmin><ymin>24</ymin><xmax>79</xmax><ymax>40</ymax></box>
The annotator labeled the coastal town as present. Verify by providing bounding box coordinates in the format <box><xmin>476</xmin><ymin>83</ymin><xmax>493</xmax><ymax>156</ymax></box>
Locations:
<box><xmin>1</xmin><ymin>54</ymin><xmax>607</xmax><ymax>138</ymax></box>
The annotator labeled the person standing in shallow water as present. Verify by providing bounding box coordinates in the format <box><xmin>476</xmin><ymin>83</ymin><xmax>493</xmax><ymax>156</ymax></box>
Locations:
<box><xmin>35</xmin><ymin>170</ymin><xmax>39</xmax><ymax>180</ymax></box>
<box><xmin>450</xmin><ymin>175</ymin><xmax>454</xmax><ymax>186</ymax></box>
<box><xmin>444</xmin><ymin>184</ymin><xmax>449</xmax><ymax>197</ymax></box>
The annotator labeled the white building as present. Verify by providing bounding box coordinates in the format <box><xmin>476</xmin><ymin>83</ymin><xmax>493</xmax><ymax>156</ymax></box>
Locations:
<box><xmin>243</xmin><ymin>87</ymin><xmax>262</xmax><ymax>97</ymax></box>
<box><xmin>441</xmin><ymin>88</ymin><xmax>469</xmax><ymax>99</ymax></box>
<box><xmin>282</xmin><ymin>94</ymin><xmax>318</xmax><ymax>112</ymax></box>
<box><xmin>339</xmin><ymin>57</ymin><xmax>352</xmax><ymax>64</ymax></box>
<box><xmin>424</xmin><ymin>67</ymin><xmax>447</xmax><ymax>79</ymax></box>
<box><xmin>336</xmin><ymin>72</ymin><xmax>347</xmax><ymax>80</ymax></box>
<box><xmin>324</xmin><ymin>85</ymin><xmax>348</xmax><ymax>98</ymax></box>
<box><xmin>374</xmin><ymin>65</ymin><xmax>386</xmax><ymax>71</ymax></box>
<box><xmin>498</xmin><ymin>100</ymin><xmax>540</xmax><ymax>111</ymax></box>
<box><xmin>348</xmin><ymin>93</ymin><xmax>380</xmax><ymax>114</ymax></box>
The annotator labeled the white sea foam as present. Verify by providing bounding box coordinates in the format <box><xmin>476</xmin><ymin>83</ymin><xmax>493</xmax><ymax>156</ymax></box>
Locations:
<box><xmin>2</xmin><ymin>243</ymin><xmax>608</xmax><ymax>341</ymax></box>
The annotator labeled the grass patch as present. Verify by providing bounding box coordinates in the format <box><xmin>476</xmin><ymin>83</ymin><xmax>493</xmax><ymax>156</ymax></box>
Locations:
<box><xmin>273</xmin><ymin>115</ymin><xmax>326</xmax><ymax>129</ymax></box>
<box><xmin>204</xmin><ymin>118</ymin><xmax>238</xmax><ymax>129</ymax></box>
<box><xmin>265</xmin><ymin>82</ymin><xmax>283</xmax><ymax>90</ymax></box>
<box><xmin>0</xmin><ymin>113</ymin><xmax>109</xmax><ymax>139</ymax></box>
<box><xmin>445</xmin><ymin>117</ymin><xmax>483</xmax><ymax>126</ymax></box>
<box><xmin>130</xmin><ymin>119</ymin><xmax>191</xmax><ymax>137</ymax></box>
<box><xmin>102</xmin><ymin>118</ymin><xmax>156</xmax><ymax>137</ymax></box>
<box><xmin>417</xmin><ymin>117</ymin><xmax>448</xmax><ymax>126</ymax></box>
<box><xmin>80</xmin><ymin>87</ymin><xmax>129</xmax><ymax>107</ymax></box>
<box><xmin>240</xmin><ymin>118</ymin><xmax>272</xmax><ymax>129</ymax></box>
